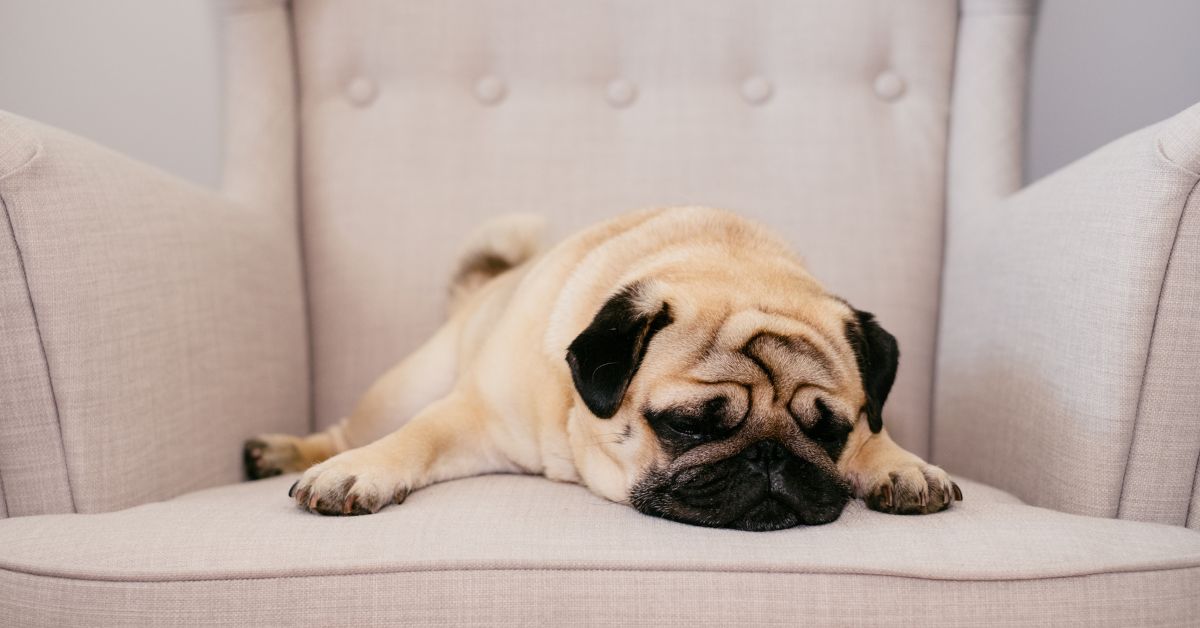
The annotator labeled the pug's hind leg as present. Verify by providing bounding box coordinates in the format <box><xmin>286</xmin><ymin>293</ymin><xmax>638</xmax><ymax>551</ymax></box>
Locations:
<box><xmin>244</xmin><ymin>422</ymin><xmax>350</xmax><ymax>479</ymax></box>
<box><xmin>290</xmin><ymin>393</ymin><xmax>515</xmax><ymax>516</ymax></box>
<box><xmin>838</xmin><ymin>426</ymin><xmax>962</xmax><ymax>515</ymax></box>
<box><xmin>246</xmin><ymin>323</ymin><xmax>461</xmax><ymax>481</ymax></box>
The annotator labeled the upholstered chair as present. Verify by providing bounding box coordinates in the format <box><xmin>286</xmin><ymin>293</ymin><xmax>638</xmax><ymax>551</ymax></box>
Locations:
<box><xmin>2</xmin><ymin>1</ymin><xmax>1198</xmax><ymax>624</ymax></box>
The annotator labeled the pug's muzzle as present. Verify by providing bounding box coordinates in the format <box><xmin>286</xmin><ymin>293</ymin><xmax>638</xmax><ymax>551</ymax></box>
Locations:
<box><xmin>631</xmin><ymin>439</ymin><xmax>852</xmax><ymax>531</ymax></box>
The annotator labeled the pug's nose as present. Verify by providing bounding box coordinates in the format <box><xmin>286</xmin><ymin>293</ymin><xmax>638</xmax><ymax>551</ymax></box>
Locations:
<box><xmin>744</xmin><ymin>440</ymin><xmax>789</xmax><ymax>474</ymax></box>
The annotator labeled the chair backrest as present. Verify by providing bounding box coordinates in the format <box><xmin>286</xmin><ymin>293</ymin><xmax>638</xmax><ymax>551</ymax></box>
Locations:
<box><xmin>218</xmin><ymin>0</ymin><xmax>1034</xmax><ymax>459</ymax></box>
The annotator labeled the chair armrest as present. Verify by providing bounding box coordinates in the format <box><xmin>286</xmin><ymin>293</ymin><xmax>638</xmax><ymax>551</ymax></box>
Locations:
<box><xmin>0</xmin><ymin>111</ymin><xmax>309</xmax><ymax>517</ymax></box>
<box><xmin>934</xmin><ymin>103</ymin><xmax>1200</xmax><ymax>527</ymax></box>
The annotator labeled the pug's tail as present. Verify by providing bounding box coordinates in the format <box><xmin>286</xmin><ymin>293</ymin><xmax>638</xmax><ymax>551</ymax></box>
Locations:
<box><xmin>449</xmin><ymin>213</ymin><xmax>546</xmax><ymax>313</ymax></box>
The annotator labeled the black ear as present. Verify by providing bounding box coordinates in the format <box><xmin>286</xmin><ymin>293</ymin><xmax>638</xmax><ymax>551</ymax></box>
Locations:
<box><xmin>566</xmin><ymin>284</ymin><xmax>673</xmax><ymax>418</ymax></box>
<box><xmin>844</xmin><ymin>308</ymin><xmax>899</xmax><ymax>433</ymax></box>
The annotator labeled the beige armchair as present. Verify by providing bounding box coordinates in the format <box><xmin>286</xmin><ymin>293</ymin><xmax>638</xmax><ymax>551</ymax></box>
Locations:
<box><xmin>1</xmin><ymin>0</ymin><xmax>1198</xmax><ymax>624</ymax></box>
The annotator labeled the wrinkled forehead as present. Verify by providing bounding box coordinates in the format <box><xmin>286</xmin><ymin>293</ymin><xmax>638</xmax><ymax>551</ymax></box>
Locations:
<box><xmin>640</xmin><ymin>306</ymin><xmax>860</xmax><ymax>414</ymax></box>
<box><xmin>692</xmin><ymin>309</ymin><xmax>852</xmax><ymax>387</ymax></box>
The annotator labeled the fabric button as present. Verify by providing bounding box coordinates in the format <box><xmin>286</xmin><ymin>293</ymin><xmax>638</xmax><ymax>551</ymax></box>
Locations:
<box><xmin>873</xmin><ymin>71</ymin><xmax>906</xmax><ymax>102</ymax></box>
<box><xmin>741</xmin><ymin>76</ymin><xmax>773</xmax><ymax>105</ymax></box>
<box><xmin>474</xmin><ymin>76</ymin><xmax>506</xmax><ymax>105</ymax></box>
<box><xmin>605</xmin><ymin>79</ymin><xmax>637</xmax><ymax>108</ymax></box>
<box><xmin>346</xmin><ymin>77</ymin><xmax>377</xmax><ymax>106</ymax></box>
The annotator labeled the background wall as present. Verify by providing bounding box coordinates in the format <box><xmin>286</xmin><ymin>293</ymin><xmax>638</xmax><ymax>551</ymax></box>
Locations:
<box><xmin>0</xmin><ymin>1</ymin><xmax>223</xmax><ymax>187</ymax></box>
<box><xmin>1025</xmin><ymin>0</ymin><xmax>1200</xmax><ymax>181</ymax></box>
<box><xmin>1</xmin><ymin>1</ymin><xmax>1198</xmax><ymax>189</ymax></box>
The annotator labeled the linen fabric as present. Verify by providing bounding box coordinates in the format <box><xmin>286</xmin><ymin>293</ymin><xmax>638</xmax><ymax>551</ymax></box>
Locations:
<box><xmin>0</xmin><ymin>114</ymin><xmax>74</xmax><ymax>518</ymax></box>
<box><xmin>0</xmin><ymin>112</ymin><xmax>310</xmax><ymax>515</ymax></box>
<box><xmin>291</xmin><ymin>0</ymin><xmax>960</xmax><ymax>456</ymax></box>
<box><xmin>218</xmin><ymin>0</ymin><xmax>298</xmax><ymax>219</ymax></box>
<box><xmin>1119</xmin><ymin>108</ymin><xmax>1200</xmax><ymax>529</ymax></box>
<box><xmin>935</xmin><ymin>104</ymin><xmax>1200</xmax><ymax>523</ymax></box>
<box><xmin>5</xmin><ymin>0</ymin><xmax>1200</xmax><ymax>623</ymax></box>
<box><xmin>946</xmin><ymin>0</ymin><xmax>1036</xmax><ymax>215</ymax></box>
<box><xmin>1</xmin><ymin>475</ymin><xmax>1198</xmax><ymax>626</ymax></box>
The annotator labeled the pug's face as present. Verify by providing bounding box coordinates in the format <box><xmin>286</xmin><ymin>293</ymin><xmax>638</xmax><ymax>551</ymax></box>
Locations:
<box><xmin>565</xmin><ymin>280</ymin><xmax>898</xmax><ymax>531</ymax></box>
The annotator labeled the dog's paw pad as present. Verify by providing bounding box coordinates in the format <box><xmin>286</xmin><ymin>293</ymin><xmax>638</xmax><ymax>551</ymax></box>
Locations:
<box><xmin>863</xmin><ymin>464</ymin><xmax>961</xmax><ymax>515</ymax></box>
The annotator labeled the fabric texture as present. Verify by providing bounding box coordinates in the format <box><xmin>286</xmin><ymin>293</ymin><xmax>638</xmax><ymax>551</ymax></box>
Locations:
<box><xmin>1119</xmin><ymin>106</ymin><xmax>1200</xmax><ymax>528</ymax></box>
<box><xmin>0</xmin><ymin>115</ymin><xmax>75</xmax><ymax>519</ymax></box>
<box><xmin>1193</xmin><ymin>453</ymin><xmax>1200</xmax><ymax>529</ymax></box>
<box><xmin>293</xmin><ymin>0</ymin><xmax>961</xmax><ymax>456</ymax></box>
<box><xmin>218</xmin><ymin>0</ymin><xmax>298</xmax><ymax>221</ymax></box>
<box><xmin>0</xmin><ymin>111</ymin><xmax>310</xmax><ymax>515</ymax></box>
<box><xmin>946</xmin><ymin>0</ymin><xmax>1036</xmax><ymax>215</ymax></box>
<box><xmin>1</xmin><ymin>474</ymin><xmax>1198</xmax><ymax>626</ymax></box>
<box><xmin>6</xmin><ymin>0</ymin><xmax>1200</xmax><ymax>622</ymax></box>
<box><xmin>935</xmin><ymin>103</ymin><xmax>1200</xmax><ymax>521</ymax></box>
<box><xmin>4</xmin><ymin>569</ymin><xmax>1199</xmax><ymax>628</ymax></box>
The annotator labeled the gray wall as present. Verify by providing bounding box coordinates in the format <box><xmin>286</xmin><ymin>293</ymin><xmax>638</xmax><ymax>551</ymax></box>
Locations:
<box><xmin>1026</xmin><ymin>0</ymin><xmax>1200</xmax><ymax>181</ymax></box>
<box><xmin>2</xmin><ymin>1</ymin><xmax>1199</xmax><ymax>188</ymax></box>
<box><xmin>0</xmin><ymin>0</ymin><xmax>222</xmax><ymax>187</ymax></box>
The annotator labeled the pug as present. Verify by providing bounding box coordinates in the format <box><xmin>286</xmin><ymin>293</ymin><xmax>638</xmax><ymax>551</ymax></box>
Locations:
<box><xmin>244</xmin><ymin>207</ymin><xmax>961</xmax><ymax>531</ymax></box>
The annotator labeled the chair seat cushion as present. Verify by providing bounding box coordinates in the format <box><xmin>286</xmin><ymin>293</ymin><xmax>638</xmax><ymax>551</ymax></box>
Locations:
<box><xmin>2</xmin><ymin>475</ymin><xmax>1198</xmax><ymax>626</ymax></box>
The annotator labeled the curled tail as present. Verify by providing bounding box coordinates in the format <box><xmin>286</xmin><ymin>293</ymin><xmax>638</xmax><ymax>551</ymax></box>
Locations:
<box><xmin>449</xmin><ymin>213</ymin><xmax>546</xmax><ymax>313</ymax></box>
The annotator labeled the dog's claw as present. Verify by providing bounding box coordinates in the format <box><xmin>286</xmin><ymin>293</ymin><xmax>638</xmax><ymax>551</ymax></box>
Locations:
<box><xmin>288</xmin><ymin>480</ymin><xmax>299</xmax><ymax>498</ymax></box>
<box><xmin>952</xmin><ymin>482</ymin><xmax>963</xmax><ymax>501</ymax></box>
<box><xmin>879</xmin><ymin>483</ymin><xmax>893</xmax><ymax>510</ymax></box>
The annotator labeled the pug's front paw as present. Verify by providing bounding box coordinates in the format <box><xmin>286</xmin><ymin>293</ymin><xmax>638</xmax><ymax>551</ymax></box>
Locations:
<box><xmin>859</xmin><ymin>462</ymin><xmax>961</xmax><ymax>515</ymax></box>
<box><xmin>289</xmin><ymin>452</ymin><xmax>409</xmax><ymax>516</ymax></box>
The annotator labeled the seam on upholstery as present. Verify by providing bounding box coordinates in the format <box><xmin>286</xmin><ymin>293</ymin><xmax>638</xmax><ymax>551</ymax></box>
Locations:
<box><xmin>1187</xmin><ymin>445</ymin><xmax>1200</xmax><ymax>528</ymax></box>
<box><xmin>284</xmin><ymin>1</ymin><xmax>317</xmax><ymax>433</ymax></box>
<box><xmin>0</xmin><ymin>126</ymin><xmax>43</xmax><ymax>183</ymax></box>
<box><xmin>0</xmin><ymin>443</ymin><xmax>7</xmax><ymax>517</ymax></box>
<box><xmin>0</xmin><ymin>117</ymin><xmax>43</xmax><ymax>517</ymax></box>
<box><xmin>929</xmin><ymin>1</ymin><xmax>966</xmax><ymax>464</ymax></box>
<box><xmin>1152</xmin><ymin>135</ymin><xmax>1200</xmax><ymax>176</ymax></box>
<box><xmin>1181</xmin><ymin>188</ymin><xmax>1200</xmax><ymax>528</ymax></box>
<box><xmin>1116</xmin><ymin>170</ymin><xmax>1200</xmax><ymax>521</ymax></box>
<box><xmin>1157</xmin><ymin>137</ymin><xmax>1200</xmax><ymax>178</ymax></box>
<box><xmin>0</xmin><ymin>193</ymin><xmax>78</xmax><ymax>514</ymax></box>
<box><xmin>1</xmin><ymin>561</ymin><xmax>1198</xmax><ymax>586</ymax></box>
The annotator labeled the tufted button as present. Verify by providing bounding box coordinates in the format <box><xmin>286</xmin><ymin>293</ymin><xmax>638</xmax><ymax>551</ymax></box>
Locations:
<box><xmin>474</xmin><ymin>76</ymin><xmax>506</xmax><ymax>105</ymax></box>
<box><xmin>873</xmin><ymin>71</ymin><xmax>906</xmax><ymax>102</ymax></box>
<box><xmin>345</xmin><ymin>77</ymin><xmax>378</xmax><ymax>106</ymax></box>
<box><xmin>605</xmin><ymin>79</ymin><xmax>637</xmax><ymax>108</ymax></box>
<box><xmin>740</xmin><ymin>76</ymin><xmax>773</xmax><ymax>105</ymax></box>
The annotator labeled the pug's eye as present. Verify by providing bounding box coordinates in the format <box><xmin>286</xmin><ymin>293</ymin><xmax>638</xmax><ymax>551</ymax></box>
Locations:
<box><xmin>664</xmin><ymin>415</ymin><xmax>706</xmax><ymax>438</ymax></box>
<box><xmin>643</xmin><ymin>401</ymin><xmax>731</xmax><ymax>445</ymax></box>
<box><xmin>805</xmin><ymin>398</ymin><xmax>852</xmax><ymax>457</ymax></box>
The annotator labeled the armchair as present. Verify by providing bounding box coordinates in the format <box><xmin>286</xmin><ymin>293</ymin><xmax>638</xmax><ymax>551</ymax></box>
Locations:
<box><xmin>1</xmin><ymin>0</ymin><xmax>1197</xmax><ymax>624</ymax></box>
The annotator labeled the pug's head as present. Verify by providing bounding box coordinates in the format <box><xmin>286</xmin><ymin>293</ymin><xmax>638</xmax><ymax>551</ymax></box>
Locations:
<box><xmin>565</xmin><ymin>280</ymin><xmax>897</xmax><ymax>531</ymax></box>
